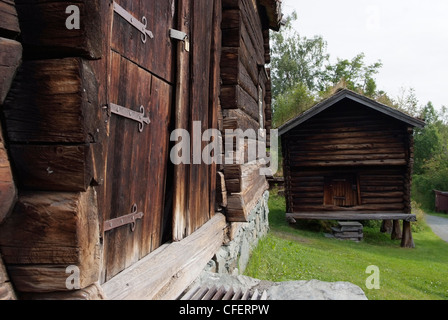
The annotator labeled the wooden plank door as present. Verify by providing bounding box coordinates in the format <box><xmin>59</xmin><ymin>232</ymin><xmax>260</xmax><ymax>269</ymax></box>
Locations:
<box><xmin>324</xmin><ymin>175</ymin><xmax>358</xmax><ymax>208</ymax></box>
<box><xmin>102</xmin><ymin>0</ymin><xmax>176</xmax><ymax>282</ymax></box>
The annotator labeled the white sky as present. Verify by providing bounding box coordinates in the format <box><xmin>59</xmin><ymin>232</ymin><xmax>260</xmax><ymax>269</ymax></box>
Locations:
<box><xmin>281</xmin><ymin>0</ymin><xmax>448</xmax><ymax>110</ymax></box>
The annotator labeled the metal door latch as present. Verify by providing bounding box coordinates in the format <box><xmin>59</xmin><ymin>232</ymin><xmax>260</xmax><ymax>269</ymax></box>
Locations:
<box><xmin>169</xmin><ymin>29</ymin><xmax>190</xmax><ymax>52</ymax></box>
<box><xmin>109</xmin><ymin>103</ymin><xmax>150</xmax><ymax>132</ymax></box>
<box><xmin>113</xmin><ymin>1</ymin><xmax>154</xmax><ymax>43</ymax></box>
<box><xmin>104</xmin><ymin>204</ymin><xmax>144</xmax><ymax>233</ymax></box>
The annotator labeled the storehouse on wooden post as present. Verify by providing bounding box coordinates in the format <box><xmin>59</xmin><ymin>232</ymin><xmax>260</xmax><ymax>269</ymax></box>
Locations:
<box><xmin>279</xmin><ymin>89</ymin><xmax>425</xmax><ymax>248</ymax></box>
<box><xmin>0</xmin><ymin>0</ymin><xmax>282</xmax><ymax>300</ymax></box>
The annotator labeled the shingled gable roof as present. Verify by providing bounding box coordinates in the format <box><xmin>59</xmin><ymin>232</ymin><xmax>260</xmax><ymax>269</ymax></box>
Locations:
<box><xmin>278</xmin><ymin>89</ymin><xmax>426</xmax><ymax>136</ymax></box>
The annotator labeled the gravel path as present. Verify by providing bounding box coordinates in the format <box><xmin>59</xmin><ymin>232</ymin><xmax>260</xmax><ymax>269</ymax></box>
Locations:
<box><xmin>426</xmin><ymin>214</ymin><xmax>448</xmax><ymax>243</ymax></box>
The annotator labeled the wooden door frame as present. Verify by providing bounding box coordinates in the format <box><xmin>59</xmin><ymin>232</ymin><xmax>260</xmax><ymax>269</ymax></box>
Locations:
<box><xmin>172</xmin><ymin>0</ymin><xmax>221</xmax><ymax>241</ymax></box>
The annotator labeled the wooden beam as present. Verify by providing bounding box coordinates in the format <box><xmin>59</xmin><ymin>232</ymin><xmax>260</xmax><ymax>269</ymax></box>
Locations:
<box><xmin>20</xmin><ymin>282</ymin><xmax>105</xmax><ymax>300</ymax></box>
<box><xmin>287</xmin><ymin>212</ymin><xmax>417</xmax><ymax>222</ymax></box>
<box><xmin>0</xmin><ymin>256</ymin><xmax>16</xmax><ymax>300</ymax></box>
<box><xmin>9</xmin><ymin>144</ymin><xmax>95</xmax><ymax>192</ymax></box>
<box><xmin>227</xmin><ymin>178</ymin><xmax>269</xmax><ymax>222</ymax></box>
<box><xmin>0</xmin><ymin>123</ymin><xmax>16</xmax><ymax>223</ymax></box>
<box><xmin>15</xmin><ymin>0</ymin><xmax>102</xmax><ymax>59</ymax></box>
<box><xmin>3</xmin><ymin>58</ymin><xmax>100</xmax><ymax>144</ymax></box>
<box><xmin>0</xmin><ymin>0</ymin><xmax>20</xmax><ymax>38</ymax></box>
<box><xmin>172</xmin><ymin>0</ymin><xmax>191</xmax><ymax>241</ymax></box>
<box><xmin>0</xmin><ymin>188</ymin><xmax>101</xmax><ymax>293</ymax></box>
<box><xmin>102</xmin><ymin>213</ymin><xmax>226</xmax><ymax>300</ymax></box>
<box><xmin>0</xmin><ymin>37</ymin><xmax>22</xmax><ymax>103</ymax></box>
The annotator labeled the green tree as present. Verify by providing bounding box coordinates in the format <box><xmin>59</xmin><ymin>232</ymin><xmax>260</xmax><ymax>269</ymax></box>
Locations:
<box><xmin>270</xmin><ymin>13</ymin><xmax>383</xmax><ymax>127</ymax></box>
<box><xmin>412</xmin><ymin>103</ymin><xmax>448</xmax><ymax>209</ymax></box>
<box><xmin>413</xmin><ymin>102</ymin><xmax>443</xmax><ymax>175</ymax></box>
<box><xmin>322</xmin><ymin>53</ymin><xmax>383</xmax><ymax>96</ymax></box>
<box><xmin>270</xmin><ymin>12</ymin><xmax>329</xmax><ymax>97</ymax></box>
<box><xmin>397</xmin><ymin>87</ymin><xmax>420</xmax><ymax>117</ymax></box>
<box><xmin>272</xmin><ymin>82</ymin><xmax>315</xmax><ymax>127</ymax></box>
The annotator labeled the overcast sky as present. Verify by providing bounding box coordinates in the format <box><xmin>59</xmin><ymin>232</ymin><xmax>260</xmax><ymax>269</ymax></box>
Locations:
<box><xmin>282</xmin><ymin>0</ymin><xmax>448</xmax><ymax>110</ymax></box>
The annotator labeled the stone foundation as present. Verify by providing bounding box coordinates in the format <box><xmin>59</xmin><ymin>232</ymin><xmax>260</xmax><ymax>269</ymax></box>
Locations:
<box><xmin>205</xmin><ymin>191</ymin><xmax>270</xmax><ymax>275</ymax></box>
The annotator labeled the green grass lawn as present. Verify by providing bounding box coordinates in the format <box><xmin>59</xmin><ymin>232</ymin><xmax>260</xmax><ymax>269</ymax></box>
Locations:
<box><xmin>244</xmin><ymin>190</ymin><xmax>448</xmax><ymax>300</ymax></box>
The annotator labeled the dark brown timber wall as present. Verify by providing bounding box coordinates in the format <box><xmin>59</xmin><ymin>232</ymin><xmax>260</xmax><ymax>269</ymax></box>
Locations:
<box><xmin>282</xmin><ymin>99</ymin><xmax>414</xmax><ymax>215</ymax></box>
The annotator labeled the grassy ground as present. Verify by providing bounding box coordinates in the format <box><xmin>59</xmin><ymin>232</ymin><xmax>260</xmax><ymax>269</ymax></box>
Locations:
<box><xmin>244</xmin><ymin>190</ymin><xmax>448</xmax><ymax>300</ymax></box>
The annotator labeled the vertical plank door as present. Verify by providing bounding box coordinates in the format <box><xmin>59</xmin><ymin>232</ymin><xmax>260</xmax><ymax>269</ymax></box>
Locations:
<box><xmin>102</xmin><ymin>0</ymin><xmax>176</xmax><ymax>282</ymax></box>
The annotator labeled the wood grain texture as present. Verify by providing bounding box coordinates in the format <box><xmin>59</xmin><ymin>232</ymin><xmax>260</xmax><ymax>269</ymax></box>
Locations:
<box><xmin>102</xmin><ymin>52</ymin><xmax>173</xmax><ymax>282</ymax></box>
<box><xmin>0</xmin><ymin>256</ymin><xmax>16</xmax><ymax>300</ymax></box>
<box><xmin>3</xmin><ymin>58</ymin><xmax>100</xmax><ymax>144</ymax></box>
<box><xmin>111</xmin><ymin>0</ymin><xmax>175</xmax><ymax>83</ymax></box>
<box><xmin>9</xmin><ymin>144</ymin><xmax>99</xmax><ymax>192</ymax></box>
<box><xmin>21</xmin><ymin>282</ymin><xmax>105</xmax><ymax>300</ymax></box>
<box><xmin>102</xmin><ymin>213</ymin><xmax>226</xmax><ymax>300</ymax></box>
<box><xmin>0</xmin><ymin>188</ymin><xmax>101</xmax><ymax>293</ymax></box>
<box><xmin>0</xmin><ymin>0</ymin><xmax>20</xmax><ymax>37</ymax></box>
<box><xmin>0</xmin><ymin>124</ymin><xmax>16</xmax><ymax>223</ymax></box>
<box><xmin>0</xmin><ymin>37</ymin><xmax>22</xmax><ymax>103</ymax></box>
<box><xmin>15</xmin><ymin>0</ymin><xmax>102</xmax><ymax>59</ymax></box>
<box><xmin>172</xmin><ymin>0</ymin><xmax>191</xmax><ymax>242</ymax></box>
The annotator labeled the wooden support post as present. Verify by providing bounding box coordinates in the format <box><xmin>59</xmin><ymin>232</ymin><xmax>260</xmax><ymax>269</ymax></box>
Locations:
<box><xmin>380</xmin><ymin>220</ymin><xmax>392</xmax><ymax>234</ymax></box>
<box><xmin>172</xmin><ymin>0</ymin><xmax>191</xmax><ymax>241</ymax></box>
<box><xmin>391</xmin><ymin>220</ymin><xmax>402</xmax><ymax>240</ymax></box>
<box><xmin>401</xmin><ymin>221</ymin><xmax>414</xmax><ymax>248</ymax></box>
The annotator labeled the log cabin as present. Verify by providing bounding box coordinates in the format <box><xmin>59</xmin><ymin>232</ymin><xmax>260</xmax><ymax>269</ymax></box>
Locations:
<box><xmin>279</xmin><ymin>89</ymin><xmax>426</xmax><ymax>248</ymax></box>
<box><xmin>0</xmin><ymin>0</ymin><xmax>282</xmax><ymax>300</ymax></box>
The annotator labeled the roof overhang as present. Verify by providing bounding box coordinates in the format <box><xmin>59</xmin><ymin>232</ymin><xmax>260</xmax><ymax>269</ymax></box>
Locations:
<box><xmin>279</xmin><ymin>89</ymin><xmax>426</xmax><ymax>136</ymax></box>
<box><xmin>258</xmin><ymin>0</ymin><xmax>283</xmax><ymax>31</ymax></box>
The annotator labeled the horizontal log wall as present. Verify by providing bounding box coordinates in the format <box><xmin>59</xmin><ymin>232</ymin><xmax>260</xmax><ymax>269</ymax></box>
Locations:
<box><xmin>285</xmin><ymin>168</ymin><xmax>407</xmax><ymax>213</ymax></box>
<box><xmin>283</xmin><ymin>102</ymin><xmax>409</xmax><ymax>168</ymax></box>
<box><xmin>0</xmin><ymin>0</ymin><xmax>108</xmax><ymax>299</ymax></box>
<box><xmin>219</xmin><ymin>0</ymin><xmax>272</xmax><ymax>221</ymax></box>
<box><xmin>283</xmin><ymin>100</ymin><xmax>412</xmax><ymax>215</ymax></box>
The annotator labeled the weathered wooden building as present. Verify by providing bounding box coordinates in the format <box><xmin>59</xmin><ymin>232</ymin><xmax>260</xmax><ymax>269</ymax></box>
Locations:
<box><xmin>279</xmin><ymin>89</ymin><xmax>425</xmax><ymax>248</ymax></box>
<box><xmin>0</xmin><ymin>0</ymin><xmax>282</xmax><ymax>300</ymax></box>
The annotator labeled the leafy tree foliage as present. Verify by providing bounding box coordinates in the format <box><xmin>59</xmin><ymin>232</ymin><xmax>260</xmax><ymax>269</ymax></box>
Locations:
<box><xmin>412</xmin><ymin>102</ymin><xmax>448</xmax><ymax>210</ymax></box>
<box><xmin>271</xmin><ymin>12</ymin><xmax>448</xmax><ymax>211</ymax></box>
<box><xmin>271</xmin><ymin>13</ymin><xmax>382</xmax><ymax>127</ymax></box>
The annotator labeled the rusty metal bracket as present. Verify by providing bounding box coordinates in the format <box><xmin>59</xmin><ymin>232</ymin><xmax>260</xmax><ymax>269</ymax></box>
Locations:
<box><xmin>113</xmin><ymin>1</ymin><xmax>154</xmax><ymax>43</ymax></box>
<box><xmin>104</xmin><ymin>204</ymin><xmax>144</xmax><ymax>233</ymax></box>
<box><xmin>110</xmin><ymin>103</ymin><xmax>150</xmax><ymax>132</ymax></box>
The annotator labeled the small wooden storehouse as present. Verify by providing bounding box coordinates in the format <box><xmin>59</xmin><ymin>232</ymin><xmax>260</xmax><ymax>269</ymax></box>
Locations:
<box><xmin>0</xmin><ymin>0</ymin><xmax>282</xmax><ymax>300</ymax></box>
<box><xmin>279</xmin><ymin>89</ymin><xmax>425</xmax><ymax>248</ymax></box>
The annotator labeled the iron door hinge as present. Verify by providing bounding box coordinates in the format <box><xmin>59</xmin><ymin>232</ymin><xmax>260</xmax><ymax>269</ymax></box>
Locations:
<box><xmin>113</xmin><ymin>1</ymin><xmax>154</xmax><ymax>43</ymax></box>
<box><xmin>104</xmin><ymin>204</ymin><xmax>144</xmax><ymax>233</ymax></box>
<box><xmin>109</xmin><ymin>103</ymin><xmax>150</xmax><ymax>133</ymax></box>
